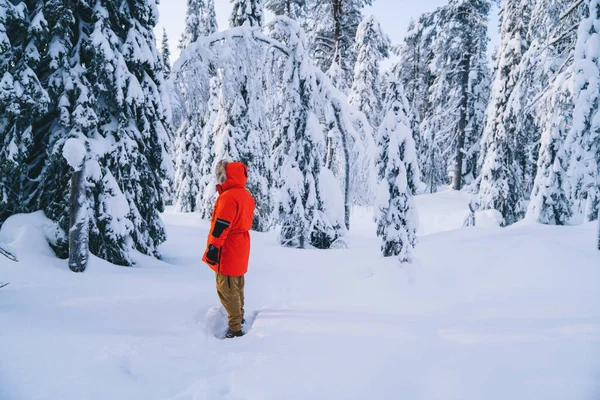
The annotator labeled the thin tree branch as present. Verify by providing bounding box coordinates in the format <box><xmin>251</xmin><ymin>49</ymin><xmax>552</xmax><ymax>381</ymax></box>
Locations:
<box><xmin>561</xmin><ymin>0</ymin><xmax>585</xmax><ymax>20</ymax></box>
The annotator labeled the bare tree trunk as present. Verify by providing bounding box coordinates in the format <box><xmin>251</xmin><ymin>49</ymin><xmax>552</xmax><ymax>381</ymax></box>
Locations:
<box><xmin>325</xmin><ymin>131</ymin><xmax>335</xmax><ymax>169</ymax></box>
<box><xmin>332</xmin><ymin>102</ymin><xmax>351</xmax><ymax>230</ymax></box>
<box><xmin>326</xmin><ymin>135</ymin><xmax>335</xmax><ymax>168</ymax></box>
<box><xmin>452</xmin><ymin>51</ymin><xmax>471</xmax><ymax>191</ymax></box>
<box><xmin>429</xmin><ymin>148</ymin><xmax>436</xmax><ymax>194</ymax></box>
<box><xmin>69</xmin><ymin>166</ymin><xmax>89</xmax><ymax>273</ymax></box>
<box><xmin>332</xmin><ymin>0</ymin><xmax>342</xmax><ymax>65</ymax></box>
<box><xmin>326</xmin><ymin>0</ymin><xmax>344</xmax><ymax>167</ymax></box>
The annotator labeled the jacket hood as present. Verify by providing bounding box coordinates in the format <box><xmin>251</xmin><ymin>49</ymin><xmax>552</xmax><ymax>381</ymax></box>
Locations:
<box><xmin>217</xmin><ymin>162</ymin><xmax>248</xmax><ymax>194</ymax></box>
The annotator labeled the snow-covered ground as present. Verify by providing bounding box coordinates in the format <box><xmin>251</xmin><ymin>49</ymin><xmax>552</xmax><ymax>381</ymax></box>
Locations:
<box><xmin>1</xmin><ymin>191</ymin><xmax>599</xmax><ymax>400</ymax></box>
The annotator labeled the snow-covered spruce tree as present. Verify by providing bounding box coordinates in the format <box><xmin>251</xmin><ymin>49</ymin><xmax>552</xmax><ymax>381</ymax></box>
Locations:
<box><xmin>161</xmin><ymin>28</ymin><xmax>171</xmax><ymax>80</ymax></box>
<box><xmin>304</xmin><ymin>0</ymin><xmax>372</xmax><ymax>90</ymax></box>
<box><xmin>326</xmin><ymin>58</ymin><xmax>348</xmax><ymax>94</ymax></box>
<box><xmin>180</xmin><ymin>0</ymin><xmax>218</xmax><ymax>50</ymax></box>
<box><xmin>460</xmin><ymin>4</ymin><xmax>491</xmax><ymax>187</ymax></box>
<box><xmin>526</xmin><ymin>0</ymin><xmax>583</xmax><ymax>224</ymax></box>
<box><xmin>478</xmin><ymin>0</ymin><xmax>531</xmax><ymax>226</ymax></box>
<box><xmin>565</xmin><ymin>0</ymin><xmax>600</xmax><ymax>224</ymax></box>
<box><xmin>319</xmin><ymin>93</ymin><xmax>370</xmax><ymax>226</ymax></box>
<box><xmin>197</xmin><ymin>75</ymin><xmax>221</xmax><ymax>219</ymax></box>
<box><xmin>0</xmin><ymin>0</ymin><xmax>50</xmax><ymax>223</ymax></box>
<box><xmin>528</xmin><ymin>74</ymin><xmax>574</xmax><ymax>224</ymax></box>
<box><xmin>395</xmin><ymin>9</ymin><xmax>443</xmax><ymax>192</ymax></box>
<box><xmin>379</xmin><ymin>77</ymin><xmax>421</xmax><ymax>195</ymax></box>
<box><xmin>396</xmin><ymin>14</ymin><xmax>438</xmax><ymax>124</ymax></box>
<box><xmin>159</xmin><ymin>28</ymin><xmax>176</xmax><ymax>206</ymax></box>
<box><xmin>375</xmin><ymin>77</ymin><xmax>419</xmax><ymax>262</ymax></box>
<box><xmin>464</xmin><ymin>47</ymin><xmax>491</xmax><ymax>184</ymax></box>
<box><xmin>315</xmin><ymin>66</ymin><xmax>378</xmax><ymax>215</ymax></box>
<box><xmin>172</xmin><ymin>32</ymin><xmax>215</xmax><ymax>213</ymax></box>
<box><xmin>180</xmin><ymin>0</ymin><xmax>203</xmax><ymax>49</ymax></box>
<box><xmin>424</xmin><ymin>0</ymin><xmax>491</xmax><ymax>191</ymax></box>
<box><xmin>502</xmin><ymin>0</ymin><xmax>580</xmax><ymax>198</ymax></box>
<box><xmin>396</xmin><ymin>3</ymin><xmax>491</xmax><ymax>193</ymax></box>
<box><xmin>306</xmin><ymin>3</ymin><xmax>378</xmax><ymax>189</ymax></box>
<box><xmin>265</xmin><ymin>0</ymin><xmax>306</xmax><ymax>19</ymax></box>
<box><xmin>348</xmin><ymin>15</ymin><xmax>390</xmax><ymax>130</ymax></box>
<box><xmin>173</xmin><ymin>113</ymin><xmax>204</xmax><ymax>213</ymax></box>
<box><xmin>205</xmin><ymin>0</ymin><xmax>218</xmax><ymax>34</ymax></box>
<box><xmin>2</xmin><ymin>0</ymin><xmax>78</xmax><ymax>261</ymax></box>
<box><xmin>264</xmin><ymin>38</ymin><xmax>288</xmax><ymax>142</ymax></box>
<box><xmin>269</xmin><ymin>17</ymin><xmax>344</xmax><ymax>248</ymax></box>
<box><xmin>174</xmin><ymin>27</ymin><xmax>274</xmax><ymax>230</ymax></box>
<box><xmin>36</xmin><ymin>0</ymin><xmax>173</xmax><ymax>266</ymax></box>
<box><xmin>508</xmin><ymin>2</ymin><xmax>548</xmax><ymax>196</ymax></box>
<box><xmin>198</xmin><ymin>32</ymin><xmax>273</xmax><ymax>231</ymax></box>
<box><xmin>172</xmin><ymin>58</ymin><xmax>212</xmax><ymax>213</ymax></box>
<box><xmin>230</xmin><ymin>0</ymin><xmax>264</xmax><ymax>28</ymax></box>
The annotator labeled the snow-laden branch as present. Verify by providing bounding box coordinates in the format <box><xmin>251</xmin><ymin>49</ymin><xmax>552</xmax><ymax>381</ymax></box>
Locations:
<box><xmin>561</xmin><ymin>0</ymin><xmax>585</xmax><ymax>20</ymax></box>
<box><xmin>172</xmin><ymin>16</ymin><xmax>378</xmax><ymax>236</ymax></box>
<box><xmin>173</xmin><ymin>26</ymin><xmax>290</xmax><ymax>76</ymax></box>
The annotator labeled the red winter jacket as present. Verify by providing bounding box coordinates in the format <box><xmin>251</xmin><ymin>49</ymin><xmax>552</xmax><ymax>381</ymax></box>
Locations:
<box><xmin>202</xmin><ymin>162</ymin><xmax>256</xmax><ymax>276</ymax></box>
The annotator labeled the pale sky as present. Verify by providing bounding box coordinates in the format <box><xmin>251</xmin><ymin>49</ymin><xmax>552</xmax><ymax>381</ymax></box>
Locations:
<box><xmin>155</xmin><ymin>0</ymin><xmax>500</xmax><ymax>64</ymax></box>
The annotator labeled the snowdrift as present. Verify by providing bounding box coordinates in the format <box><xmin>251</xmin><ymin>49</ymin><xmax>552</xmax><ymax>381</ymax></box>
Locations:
<box><xmin>0</xmin><ymin>211</ymin><xmax>65</xmax><ymax>258</ymax></box>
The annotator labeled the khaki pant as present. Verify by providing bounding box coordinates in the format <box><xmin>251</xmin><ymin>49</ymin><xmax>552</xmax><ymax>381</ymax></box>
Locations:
<box><xmin>216</xmin><ymin>273</ymin><xmax>245</xmax><ymax>331</ymax></box>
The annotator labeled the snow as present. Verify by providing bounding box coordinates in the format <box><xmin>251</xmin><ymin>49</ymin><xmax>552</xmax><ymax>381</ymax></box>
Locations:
<box><xmin>1</xmin><ymin>192</ymin><xmax>599</xmax><ymax>400</ymax></box>
<box><xmin>62</xmin><ymin>138</ymin><xmax>87</xmax><ymax>170</ymax></box>
<box><xmin>0</xmin><ymin>211</ymin><xmax>65</xmax><ymax>254</ymax></box>
<box><xmin>319</xmin><ymin>168</ymin><xmax>346</xmax><ymax>228</ymax></box>
<box><xmin>475</xmin><ymin>209</ymin><xmax>504</xmax><ymax>228</ymax></box>
<box><xmin>101</xmin><ymin>170</ymin><xmax>134</xmax><ymax>240</ymax></box>
<box><xmin>417</xmin><ymin>191</ymin><xmax>503</xmax><ymax>233</ymax></box>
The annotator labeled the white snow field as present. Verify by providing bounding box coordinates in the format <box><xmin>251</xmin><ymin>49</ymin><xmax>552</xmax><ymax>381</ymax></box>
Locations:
<box><xmin>1</xmin><ymin>191</ymin><xmax>599</xmax><ymax>400</ymax></box>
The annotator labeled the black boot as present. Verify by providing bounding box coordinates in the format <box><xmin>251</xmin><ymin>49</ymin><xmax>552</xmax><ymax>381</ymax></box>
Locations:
<box><xmin>224</xmin><ymin>329</ymin><xmax>244</xmax><ymax>339</ymax></box>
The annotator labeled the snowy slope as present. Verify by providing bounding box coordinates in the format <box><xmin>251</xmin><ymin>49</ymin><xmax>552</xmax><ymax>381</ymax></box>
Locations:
<box><xmin>1</xmin><ymin>192</ymin><xmax>599</xmax><ymax>400</ymax></box>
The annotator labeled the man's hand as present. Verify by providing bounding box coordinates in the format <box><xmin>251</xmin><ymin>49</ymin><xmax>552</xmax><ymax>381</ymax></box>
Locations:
<box><xmin>205</xmin><ymin>244</ymin><xmax>220</xmax><ymax>265</ymax></box>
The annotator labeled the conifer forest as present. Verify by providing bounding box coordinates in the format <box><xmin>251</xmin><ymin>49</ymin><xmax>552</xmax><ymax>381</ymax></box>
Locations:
<box><xmin>1</xmin><ymin>1</ymin><xmax>599</xmax><ymax>399</ymax></box>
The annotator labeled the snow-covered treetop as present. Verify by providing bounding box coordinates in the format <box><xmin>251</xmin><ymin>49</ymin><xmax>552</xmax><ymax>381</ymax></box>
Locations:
<box><xmin>265</xmin><ymin>0</ymin><xmax>306</xmax><ymax>19</ymax></box>
<box><xmin>230</xmin><ymin>0</ymin><xmax>264</xmax><ymax>28</ymax></box>
<box><xmin>348</xmin><ymin>15</ymin><xmax>390</xmax><ymax>128</ymax></box>
<box><xmin>378</xmin><ymin>77</ymin><xmax>422</xmax><ymax>194</ymax></box>
<box><xmin>180</xmin><ymin>0</ymin><xmax>218</xmax><ymax>50</ymax></box>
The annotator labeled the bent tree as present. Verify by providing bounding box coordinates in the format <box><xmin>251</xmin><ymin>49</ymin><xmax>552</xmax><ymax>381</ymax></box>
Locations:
<box><xmin>173</xmin><ymin>17</ymin><xmax>373</xmax><ymax>246</ymax></box>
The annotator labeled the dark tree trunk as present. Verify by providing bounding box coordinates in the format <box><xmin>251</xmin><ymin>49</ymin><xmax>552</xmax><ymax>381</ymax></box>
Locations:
<box><xmin>332</xmin><ymin>102</ymin><xmax>351</xmax><ymax>230</ymax></box>
<box><xmin>69</xmin><ymin>167</ymin><xmax>89</xmax><ymax>273</ymax></box>
<box><xmin>429</xmin><ymin>145</ymin><xmax>436</xmax><ymax>194</ymax></box>
<box><xmin>332</xmin><ymin>0</ymin><xmax>342</xmax><ymax>65</ymax></box>
<box><xmin>452</xmin><ymin>51</ymin><xmax>471</xmax><ymax>191</ymax></box>
<box><xmin>326</xmin><ymin>0</ymin><xmax>344</xmax><ymax>167</ymax></box>
<box><xmin>326</xmin><ymin>133</ymin><xmax>335</xmax><ymax>170</ymax></box>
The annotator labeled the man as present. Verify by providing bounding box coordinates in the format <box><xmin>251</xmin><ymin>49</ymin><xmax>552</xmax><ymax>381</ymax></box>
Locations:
<box><xmin>203</xmin><ymin>160</ymin><xmax>256</xmax><ymax>339</ymax></box>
